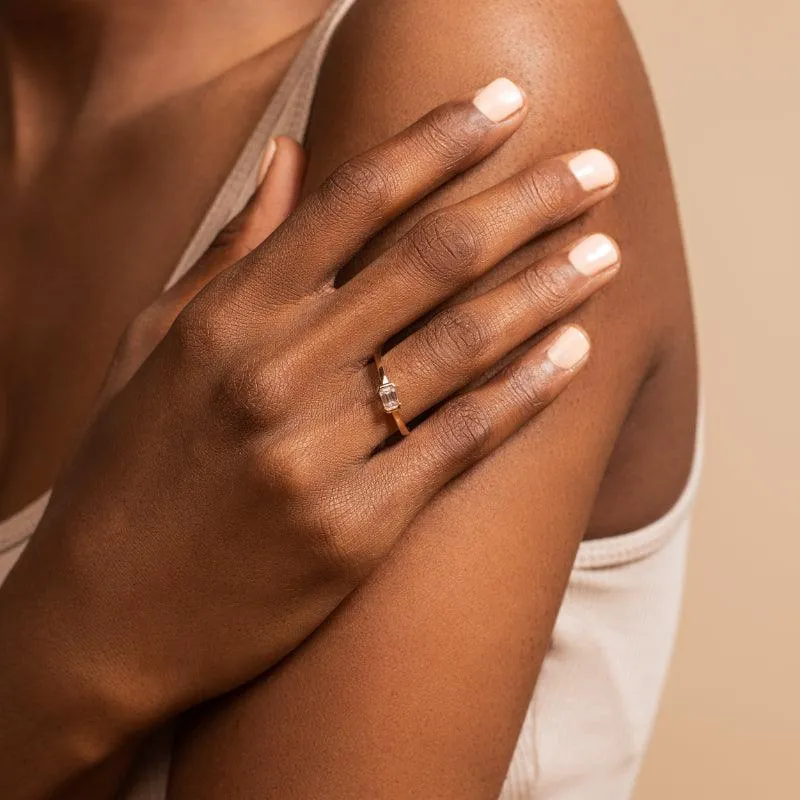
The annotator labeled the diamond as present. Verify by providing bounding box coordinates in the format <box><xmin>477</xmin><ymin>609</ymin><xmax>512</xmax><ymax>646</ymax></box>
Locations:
<box><xmin>378</xmin><ymin>378</ymin><xmax>401</xmax><ymax>412</ymax></box>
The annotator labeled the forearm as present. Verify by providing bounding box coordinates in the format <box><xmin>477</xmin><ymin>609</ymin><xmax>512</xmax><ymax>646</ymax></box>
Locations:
<box><xmin>0</xmin><ymin>621</ymin><xmax>118</xmax><ymax>796</ymax></box>
<box><xmin>0</xmin><ymin>533</ymin><xmax>144</xmax><ymax>798</ymax></box>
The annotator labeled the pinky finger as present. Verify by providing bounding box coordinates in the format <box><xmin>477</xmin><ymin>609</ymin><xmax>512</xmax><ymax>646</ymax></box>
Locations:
<box><xmin>369</xmin><ymin>324</ymin><xmax>590</xmax><ymax>545</ymax></box>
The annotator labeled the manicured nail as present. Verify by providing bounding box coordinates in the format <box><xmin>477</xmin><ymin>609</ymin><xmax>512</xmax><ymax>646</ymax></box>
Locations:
<box><xmin>547</xmin><ymin>327</ymin><xmax>590</xmax><ymax>369</ymax></box>
<box><xmin>568</xmin><ymin>149</ymin><xmax>618</xmax><ymax>192</ymax></box>
<box><xmin>569</xmin><ymin>234</ymin><xmax>620</xmax><ymax>276</ymax></box>
<box><xmin>257</xmin><ymin>138</ymin><xmax>277</xmax><ymax>185</ymax></box>
<box><xmin>473</xmin><ymin>78</ymin><xmax>525</xmax><ymax>123</ymax></box>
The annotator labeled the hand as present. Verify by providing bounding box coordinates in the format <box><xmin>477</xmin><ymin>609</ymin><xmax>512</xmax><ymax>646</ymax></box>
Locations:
<box><xmin>0</xmin><ymin>79</ymin><xmax>620</xmax><ymax>787</ymax></box>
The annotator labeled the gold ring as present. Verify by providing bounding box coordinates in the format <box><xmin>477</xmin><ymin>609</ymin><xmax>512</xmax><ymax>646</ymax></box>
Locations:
<box><xmin>373</xmin><ymin>349</ymin><xmax>410</xmax><ymax>437</ymax></box>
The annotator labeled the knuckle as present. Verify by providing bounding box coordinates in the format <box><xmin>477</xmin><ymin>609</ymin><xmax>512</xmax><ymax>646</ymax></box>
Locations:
<box><xmin>317</xmin><ymin>156</ymin><xmax>394</xmax><ymax>220</ymax></box>
<box><xmin>519</xmin><ymin>262</ymin><xmax>572</xmax><ymax>318</ymax></box>
<box><xmin>517</xmin><ymin>164</ymin><xmax>574</xmax><ymax>226</ymax></box>
<box><xmin>208</xmin><ymin>222</ymin><xmax>250</xmax><ymax>261</ymax></box>
<box><xmin>424</xmin><ymin>306</ymin><xmax>489</xmax><ymax>366</ymax></box>
<box><xmin>209</xmin><ymin>217</ymin><xmax>242</xmax><ymax>250</ymax></box>
<box><xmin>305</xmin><ymin>487</ymin><xmax>376</xmax><ymax>581</ymax></box>
<box><xmin>211</xmin><ymin>356</ymin><xmax>291</xmax><ymax>432</ymax></box>
<box><xmin>170</xmin><ymin>300</ymin><xmax>236</xmax><ymax>364</ymax></box>
<box><xmin>437</xmin><ymin>395</ymin><xmax>492</xmax><ymax>458</ymax></box>
<box><xmin>504</xmin><ymin>360</ymin><xmax>551</xmax><ymax>413</ymax></box>
<box><xmin>416</xmin><ymin>106</ymin><xmax>478</xmax><ymax>165</ymax></box>
<box><xmin>264</xmin><ymin>436</ymin><xmax>323</xmax><ymax>498</ymax></box>
<box><xmin>405</xmin><ymin>209</ymin><xmax>481</xmax><ymax>285</ymax></box>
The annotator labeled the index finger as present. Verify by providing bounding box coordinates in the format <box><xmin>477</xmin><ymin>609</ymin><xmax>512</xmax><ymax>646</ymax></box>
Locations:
<box><xmin>236</xmin><ymin>78</ymin><xmax>529</xmax><ymax>301</ymax></box>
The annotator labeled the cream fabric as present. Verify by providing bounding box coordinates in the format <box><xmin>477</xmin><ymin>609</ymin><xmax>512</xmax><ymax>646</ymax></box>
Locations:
<box><xmin>0</xmin><ymin>1</ymin><xmax>701</xmax><ymax>796</ymax></box>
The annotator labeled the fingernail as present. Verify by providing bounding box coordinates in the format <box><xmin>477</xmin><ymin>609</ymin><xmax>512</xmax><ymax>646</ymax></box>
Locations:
<box><xmin>568</xmin><ymin>149</ymin><xmax>618</xmax><ymax>192</ymax></box>
<box><xmin>547</xmin><ymin>327</ymin><xmax>590</xmax><ymax>369</ymax></box>
<box><xmin>473</xmin><ymin>78</ymin><xmax>525</xmax><ymax>123</ymax></box>
<box><xmin>257</xmin><ymin>138</ymin><xmax>277</xmax><ymax>185</ymax></box>
<box><xmin>569</xmin><ymin>234</ymin><xmax>620</xmax><ymax>276</ymax></box>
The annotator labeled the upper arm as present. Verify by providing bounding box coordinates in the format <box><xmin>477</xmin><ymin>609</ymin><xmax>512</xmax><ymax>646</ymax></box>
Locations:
<box><xmin>168</xmin><ymin>0</ymin><xmax>696</xmax><ymax>796</ymax></box>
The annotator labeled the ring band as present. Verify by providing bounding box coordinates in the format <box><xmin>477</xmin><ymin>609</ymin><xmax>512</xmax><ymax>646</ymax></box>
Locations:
<box><xmin>373</xmin><ymin>349</ymin><xmax>410</xmax><ymax>437</ymax></box>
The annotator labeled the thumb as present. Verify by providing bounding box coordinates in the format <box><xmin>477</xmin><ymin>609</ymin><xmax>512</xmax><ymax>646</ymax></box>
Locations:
<box><xmin>243</xmin><ymin>135</ymin><xmax>307</xmax><ymax>248</ymax></box>
<box><xmin>166</xmin><ymin>136</ymin><xmax>307</xmax><ymax>309</ymax></box>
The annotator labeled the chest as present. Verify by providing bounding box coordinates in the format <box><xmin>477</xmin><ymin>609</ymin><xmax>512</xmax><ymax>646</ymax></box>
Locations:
<box><xmin>0</xmin><ymin>51</ymin><xmax>292</xmax><ymax>518</ymax></box>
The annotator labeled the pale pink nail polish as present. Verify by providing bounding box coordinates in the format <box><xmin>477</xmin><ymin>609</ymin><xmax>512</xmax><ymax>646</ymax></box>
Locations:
<box><xmin>568</xmin><ymin>149</ymin><xmax>618</xmax><ymax>192</ymax></box>
<box><xmin>568</xmin><ymin>234</ymin><xmax>620</xmax><ymax>276</ymax></box>
<box><xmin>258</xmin><ymin>138</ymin><xmax>277</xmax><ymax>185</ymax></box>
<box><xmin>473</xmin><ymin>78</ymin><xmax>525</xmax><ymax>123</ymax></box>
<box><xmin>547</xmin><ymin>327</ymin><xmax>590</xmax><ymax>369</ymax></box>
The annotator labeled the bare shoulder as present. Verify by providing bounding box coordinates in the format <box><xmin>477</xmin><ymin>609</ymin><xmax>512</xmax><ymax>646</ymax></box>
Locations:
<box><xmin>310</xmin><ymin>0</ymin><xmax>657</xmax><ymax>178</ymax></box>
<box><xmin>309</xmin><ymin>0</ymin><xmax>698</xmax><ymax>532</ymax></box>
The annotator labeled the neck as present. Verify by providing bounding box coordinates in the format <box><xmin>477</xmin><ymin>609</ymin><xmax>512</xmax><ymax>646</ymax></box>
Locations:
<box><xmin>0</xmin><ymin>0</ymin><xmax>331</xmax><ymax>170</ymax></box>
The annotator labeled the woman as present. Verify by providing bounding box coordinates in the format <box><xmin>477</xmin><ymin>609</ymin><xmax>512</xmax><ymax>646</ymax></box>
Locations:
<box><xmin>0</xmin><ymin>0</ymin><xmax>699</xmax><ymax>798</ymax></box>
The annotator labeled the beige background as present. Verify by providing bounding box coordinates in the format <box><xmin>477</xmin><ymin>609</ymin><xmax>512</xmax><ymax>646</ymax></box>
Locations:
<box><xmin>616</xmin><ymin>1</ymin><xmax>800</xmax><ymax>797</ymax></box>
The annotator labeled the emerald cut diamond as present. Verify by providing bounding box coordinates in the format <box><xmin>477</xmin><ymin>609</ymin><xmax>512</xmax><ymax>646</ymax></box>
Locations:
<box><xmin>378</xmin><ymin>377</ymin><xmax>401</xmax><ymax>412</ymax></box>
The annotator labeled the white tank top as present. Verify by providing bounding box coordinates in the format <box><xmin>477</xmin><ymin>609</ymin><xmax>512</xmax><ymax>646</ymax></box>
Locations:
<box><xmin>0</xmin><ymin>2</ymin><xmax>703</xmax><ymax>797</ymax></box>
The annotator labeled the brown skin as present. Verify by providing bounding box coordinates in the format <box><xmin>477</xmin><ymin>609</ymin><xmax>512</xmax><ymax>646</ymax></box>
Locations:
<box><xmin>0</xmin><ymin>0</ymin><xmax>328</xmax><ymax>517</ymax></box>
<box><xmin>166</xmin><ymin>0</ymin><xmax>697</xmax><ymax>798</ymax></box>
<box><xmin>0</xmin><ymin>0</ymin><xmax>696</xmax><ymax>797</ymax></box>
<box><xmin>1</xmin><ymin>137</ymin><xmax>310</xmax><ymax>800</ymax></box>
<box><xmin>0</xmin><ymin>50</ymin><xmax>625</xmax><ymax>800</ymax></box>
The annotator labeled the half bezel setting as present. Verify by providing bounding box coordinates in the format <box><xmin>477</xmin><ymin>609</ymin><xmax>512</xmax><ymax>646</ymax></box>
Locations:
<box><xmin>378</xmin><ymin>375</ymin><xmax>401</xmax><ymax>413</ymax></box>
